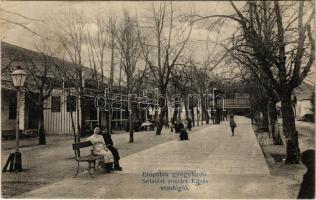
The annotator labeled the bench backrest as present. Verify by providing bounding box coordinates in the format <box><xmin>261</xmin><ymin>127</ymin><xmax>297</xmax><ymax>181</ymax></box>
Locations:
<box><xmin>72</xmin><ymin>141</ymin><xmax>93</xmax><ymax>157</ymax></box>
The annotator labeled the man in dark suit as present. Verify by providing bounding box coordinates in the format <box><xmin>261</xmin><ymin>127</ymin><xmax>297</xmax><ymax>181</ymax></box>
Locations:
<box><xmin>102</xmin><ymin>129</ymin><xmax>123</xmax><ymax>171</ymax></box>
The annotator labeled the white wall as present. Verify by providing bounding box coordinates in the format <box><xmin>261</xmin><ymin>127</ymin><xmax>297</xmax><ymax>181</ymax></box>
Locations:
<box><xmin>44</xmin><ymin>88</ymin><xmax>80</xmax><ymax>135</ymax></box>
<box><xmin>296</xmin><ymin>100</ymin><xmax>313</xmax><ymax>118</ymax></box>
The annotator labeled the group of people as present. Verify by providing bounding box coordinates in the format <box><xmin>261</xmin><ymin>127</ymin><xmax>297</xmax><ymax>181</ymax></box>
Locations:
<box><xmin>169</xmin><ymin>115</ymin><xmax>237</xmax><ymax>138</ymax></box>
<box><xmin>87</xmin><ymin>127</ymin><xmax>123</xmax><ymax>172</ymax></box>
<box><xmin>169</xmin><ymin>119</ymin><xmax>191</xmax><ymax>141</ymax></box>
<box><xmin>87</xmin><ymin>115</ymin><xmax>237</xmax><ymax>173</ymax></box>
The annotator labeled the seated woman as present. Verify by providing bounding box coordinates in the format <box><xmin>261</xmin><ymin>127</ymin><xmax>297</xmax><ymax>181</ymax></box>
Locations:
<box><xmin>87</xmin><ymin>127</ymin><xmax>114</xmax><ymax>172</ymax></box>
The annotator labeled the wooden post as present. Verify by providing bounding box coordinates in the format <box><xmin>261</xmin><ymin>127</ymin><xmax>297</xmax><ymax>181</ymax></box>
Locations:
<box><xmin>15</xmin><ymin>88</ymin><xmax>20</xmax><ymax>153</ymax></box>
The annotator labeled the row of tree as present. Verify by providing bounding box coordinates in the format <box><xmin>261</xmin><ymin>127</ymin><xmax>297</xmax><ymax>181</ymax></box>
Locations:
<box><xmin>49</xmin><ymin>2</ymin><xmax>224</xmax><ymax>142</ymax></box>
<box><xmin>197</xmin><ymin>1</ymin><xmax>314</xmax><ymax>163</ymax></box>
<box><xmin>3</xmin><ymin>1</ymin><xmax>314</xmax><ymax>165</ymax></box>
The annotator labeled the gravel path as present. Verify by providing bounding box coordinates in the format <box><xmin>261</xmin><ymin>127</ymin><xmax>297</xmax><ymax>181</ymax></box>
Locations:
<box><xmin>1</xmin><ymin>125</ymin><xmax>208</xmax><ymax>198</ymax></box>
<box><xmin>16</xmin><ymin>117</ymin><xmax>289</xmax><ymax>199</ymax></box>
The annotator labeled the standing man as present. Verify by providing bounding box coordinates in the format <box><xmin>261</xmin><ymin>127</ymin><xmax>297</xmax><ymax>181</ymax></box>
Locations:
<box><xmin>229</xmin><ymin>115</ymin><xmax>237</xmax><ymax>136</ymax></box>
<box><xmin>102</xmin><ymin>129</ymin><xmax>123</xmax><ymax>171</ymax></box>
<box><xmin>187</xmin><ymin>118</ymin><xmax>192</xmax><ymax>131</ymax></box>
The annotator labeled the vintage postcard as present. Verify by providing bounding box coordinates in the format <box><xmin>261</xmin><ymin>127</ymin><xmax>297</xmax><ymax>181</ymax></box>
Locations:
<box><xmin>1</xmin><ymin>1</ymin><xmax>315</xmax><ymax>199</ymax></box>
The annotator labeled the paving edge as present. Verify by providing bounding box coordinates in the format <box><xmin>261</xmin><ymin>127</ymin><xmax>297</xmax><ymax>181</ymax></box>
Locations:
<box><xmin>251</xmin><ymin>126</ymin><xmax>273</xmax><ymax>175</ymax></box>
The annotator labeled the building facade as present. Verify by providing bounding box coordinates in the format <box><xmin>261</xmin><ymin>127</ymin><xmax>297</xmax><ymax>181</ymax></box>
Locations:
<box><xmin>1</xmin><ymin>42</ymin><xmax>122</xmax><ymax>135</ymax></box>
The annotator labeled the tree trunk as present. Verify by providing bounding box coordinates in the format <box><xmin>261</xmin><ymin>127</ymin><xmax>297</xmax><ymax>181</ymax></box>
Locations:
<box><xmin>128</xmin><ymin>95</ymin><xmax>134</xmax><ymax>143</ymax></box>
<box><xmin>191</xmin><ymin>105</ymin><xmax>195</xmax><ymax>127</ymax></box>
<box><xmin>156</xmin><ymin>109</ymin><xmax>166</xmax><ymax>135</ymax></box>
<box><xmin>268</xmin><ymin>100</ymin><xmax>283</xmax><ymax>145</ymax></box>
<box><xmin>200</xmin><ymin>94</ymin><xmax>204</xmax><ymax>125</ymax></box>
<box><xmin>156</xmin><ymin>89</ymin><xmax>167</xmax><ymax>135</ymax></box>
<box><xmin>69</xmin><ymin>109</ymin><xmax>77</xmax><ymax>143</ymax></box>
<box><xmin>76</xmin><ymin>96</ymin><xmax>81</xmax><ymax>142</ymax></box>
<box><xmin>129</xmin><ymin>115</ymin><xmax>134</xmax><ymax>143</ymax></box>
<box><xmin>80</xmin><ymin>91</ymin><xmax>85</xmax><ymax>138</ymax></box>
<box><xmin>250</xmin><ymin>108</ymin><xmax>254</xmax><ymax>124</ymax></box>
<box><xmin>202</xmin><ymin>105</ymin><xmax>210</xmax><ymax>124</ymax></box>
<box><xmin>172</xmin><ymin>99</ymin><xmax>180</xmax><ymax>123</ymax></box>
<box><xmin>172</xmin><ymin>109</ymin><xmax>177</xmax><ymax>122</ymax></box>
<box><xmin>108</xmin><ymin>105</ymin><xmax>112</xmax><ymax>134</ymax></box>
<box><xmin>183</xmin><ymin>95</ymin><xmax>189</xmax><ymax>120</ymax></box>
<box><xmin>165</xmin><ymin>108</ymin><xmax>169</xmax><ymax>127</ymax></box>
<box><xmin>197</xmin><ymin>106</ymin><xmax>200</xmax><ymax>126</ymax></box>
<box><xmin>38</xmin><ymin>101</ymin><xmax>46</xmax><ymax>145</ymax></box>
<box><xmin>281</xmin><ymin>93</ymin><xmax>300</xmax><ymax>164</ymax></box>
<box><xmin>262</xmin><ymin>105</ymin><xmax>269</xmax><ymax>132</ymax></box>
<box><xmin>66</xmin><ymin>89</ymin><xmax>77</xmax><ymax>143</ymax></box>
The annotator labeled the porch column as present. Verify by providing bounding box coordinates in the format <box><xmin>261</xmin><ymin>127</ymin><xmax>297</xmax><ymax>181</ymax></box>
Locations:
<box><xmin>120</xmin><ymin>109</ymin><xmax>122</xmax><ymax>127</ymax></box>
<box><xmin>145</xmin><ymin>109</ymin><xmax>148</xmax><ymax>122</ymax></box>
<box><xmin>18</xmin><ymin>90</ymin><xmax>26</xmax><ymax>131</ymax></box>
<box><xmin>97</xmin><ymin>109</ymin><xmax>100</xmax><ymax>126</ymax></box>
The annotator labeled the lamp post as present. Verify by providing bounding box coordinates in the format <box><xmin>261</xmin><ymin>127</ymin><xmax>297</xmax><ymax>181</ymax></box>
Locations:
<box><xmin>12</xmin><ymin>66</ymin><xmax>27</xmax><ymax>171</ymax></box>
<box><xmin>2</xmin><ymin>66</ymin><xmax>27</xmax><ymax>172</ymax></box>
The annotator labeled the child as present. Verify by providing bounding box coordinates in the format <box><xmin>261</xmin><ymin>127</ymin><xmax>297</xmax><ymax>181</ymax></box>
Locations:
<box><xmin>229</xmin><ymin>115</ymin><xmax>237</xmax><ymax>136</ymax></box>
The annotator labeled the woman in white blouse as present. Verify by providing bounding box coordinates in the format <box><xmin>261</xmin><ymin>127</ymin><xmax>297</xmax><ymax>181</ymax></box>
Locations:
<box><xmin>87</xmin><ymin>127</ymin><xmax>114</xmax><ymax>171</ymax></box>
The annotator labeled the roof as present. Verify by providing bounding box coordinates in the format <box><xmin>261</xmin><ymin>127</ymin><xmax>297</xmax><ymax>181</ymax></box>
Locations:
<box><xmin>1</xmin><ymin>42</ymin><xmax>107</xmax><ymax>90</ymax></box>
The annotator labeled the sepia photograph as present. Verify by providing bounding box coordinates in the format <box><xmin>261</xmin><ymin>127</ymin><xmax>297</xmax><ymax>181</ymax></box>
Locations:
<box><xmin>0</xmin><ymin>0</ymin><xmax>315</xmax><ymax>199</ymax></box>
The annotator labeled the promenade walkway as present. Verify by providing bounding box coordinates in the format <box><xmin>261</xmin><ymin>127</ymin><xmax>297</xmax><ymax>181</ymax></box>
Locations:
<box><xmin>17</xmin><ymin>116</ymin><xmax>289</xmax><ymax>198</ymax></box>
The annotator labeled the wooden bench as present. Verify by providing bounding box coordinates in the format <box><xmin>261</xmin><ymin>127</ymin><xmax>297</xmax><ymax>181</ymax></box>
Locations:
<box><xmin>2</xmin><ymin>130</ymin><xmax>16</xmax><ymax>140</ymax></box>
<box><xmin>72</xmin><ymin>141</ymin><xmax>112</xmax><ymax>178</ymax></box>
<box><xmin>2</xmin><ymin>129</ymin><xmax>38</xmax><ymax>140</ymax></box>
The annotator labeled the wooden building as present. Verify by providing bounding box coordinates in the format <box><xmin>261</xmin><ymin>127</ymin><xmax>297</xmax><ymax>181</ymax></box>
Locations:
<box><xmin>1</xmin><ymin>42</ymin><xmax>135</xmax><ymax>135</ymax></box>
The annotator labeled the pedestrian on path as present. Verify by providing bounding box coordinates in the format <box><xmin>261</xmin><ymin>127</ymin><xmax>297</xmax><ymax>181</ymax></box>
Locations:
<box><xmin>187</xmin><ymin>118</ymin><xmax>192</xmax><ymax>131</ymax></box>
<box><xmin>229</xmin><ymin>115</ymin><xmax>237</xmax><ymax>136</ymax></box>
<box><xmin>297</xmin><ymin>149</ymin><xmax>315</xmax><ymax>199</ymax></box>
<box><xmin>179</xmin><ymin>128</ymin><xmax>189</xmax><ymax>140</ymax></box>
<box><xmin>87</xmin><ymin>127</ymin><xmax>114</xmax><ymax>172</ymax></box>
<box><xmin>179</xmin><ymin>120</ymin><xmax>189</xmax><ymax>140</ymax></box>
<box><xmin>169</xmin><ymin>122</ymin><xmax>174</xmax><ymax>133</ymax></box>
<box><xmin>102</xmin><ymin>129</ymin><xmax>123</xmax><ymax>171</ymax></box>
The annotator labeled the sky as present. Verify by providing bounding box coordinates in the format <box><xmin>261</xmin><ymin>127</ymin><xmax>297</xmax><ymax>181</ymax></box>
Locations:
<box><xmin>0</xmin><ymin>1</ymin><xmax>315</xmax><ymax>84</ymax></box>
<box><xmin>0</xmin><ymin>1</ymin><xmax>237</xmax><ymax>57</ymax></box>
<box><xmin>0</xmin><ymin>2</ymin><xmax>236</xmax><ymax>49</ymax></box>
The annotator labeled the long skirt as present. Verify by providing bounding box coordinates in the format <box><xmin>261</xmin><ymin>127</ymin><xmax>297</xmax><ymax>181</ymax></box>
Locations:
<box><xmin>94</xmin><ymin>149</ymin><xmax>114</xmax><ymax>163</ymax></box>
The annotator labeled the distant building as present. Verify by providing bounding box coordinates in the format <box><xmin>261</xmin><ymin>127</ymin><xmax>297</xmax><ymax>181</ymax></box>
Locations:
<box><xmin>293</xmin><ymin>81</ymin><xmax>314</xmax><ymax>120</ymax></box>
<box><xmin>275</xmin><ymin>81</ymin><xmax>314</xmax><ymax>120</ymax></box>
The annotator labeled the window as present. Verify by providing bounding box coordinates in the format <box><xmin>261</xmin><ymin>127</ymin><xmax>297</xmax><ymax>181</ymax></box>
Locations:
<box><xmin>8</xmin><ymin>100</ymin><xmax>17</xmax><ymax>119</ymax></box>
<box><xmin>67</xmin><ymin>96</ymin><xmax>76</xmax><ymax>112</ymax></box>
<box><xmin>51</xmin><ymin>96</ymin><xmax>61</xmax><ymax>112</ymax></box>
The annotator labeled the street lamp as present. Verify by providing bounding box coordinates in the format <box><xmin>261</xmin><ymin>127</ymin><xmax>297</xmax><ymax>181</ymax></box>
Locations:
<box><xmin>12</xmin><ymin>67</ymin><xmax>27</xmax><ymax>89</ymax></box>
<box><xmin>12</xmin><ymin>66</ymin><xmax>27</xmax><ymax>171</ymax></box>
<box><xmin>3</xmin><ymin>66</ymin><xmax>27</xmax><ymax>172</ymax></box>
